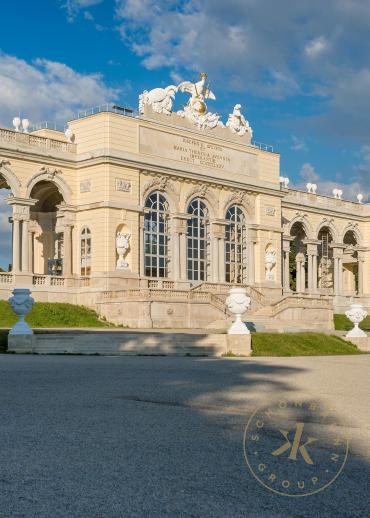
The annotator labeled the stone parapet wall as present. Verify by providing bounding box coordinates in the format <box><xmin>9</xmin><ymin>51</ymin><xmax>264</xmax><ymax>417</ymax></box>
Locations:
<box><xmin>7</xmin><ymin>331</ymin><xmax>252</xmax><ymax>357</ymax></box>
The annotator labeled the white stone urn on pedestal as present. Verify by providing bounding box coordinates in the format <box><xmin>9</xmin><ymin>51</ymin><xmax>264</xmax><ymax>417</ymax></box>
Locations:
<box><xmin>345</xmin><ymin>303</ymin><xmax>367</xmax><ymax>338</ymax></box>
<box><xmin>8</xmin><ymin>288</ymin><xmax>35</xmax><ymax>335</ymax></box>
<box><xmin>226</xmin><ymin>287</ymin><xmax>251</xmax><ymax>334</ymax></box>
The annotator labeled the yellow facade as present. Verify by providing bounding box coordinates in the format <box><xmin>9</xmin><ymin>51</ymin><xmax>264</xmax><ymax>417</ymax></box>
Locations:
<box><xmin>0</xmin><ymin>106</ymin><xmax>367</xmax><ymax>328</ymax></box>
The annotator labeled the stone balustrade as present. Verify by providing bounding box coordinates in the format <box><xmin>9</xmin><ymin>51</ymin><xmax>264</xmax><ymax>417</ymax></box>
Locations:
<box><xmin>284</xmin><ymin>189</ymin><xmax>368</xmax><ymax>215</ymax></box>
<box><xmin>0</xmin><ymin>272</ymin><xmax>14</xmax><ymax>284</ymax></box>
<box><xmin>0</xmin><ymin>128</ymin><xmax>76</xmax><ymax>153</ymax></box>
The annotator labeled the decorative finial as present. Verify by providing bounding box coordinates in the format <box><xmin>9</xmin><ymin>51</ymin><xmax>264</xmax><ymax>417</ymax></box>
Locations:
<box><xmin>357</xmin><ymin>193</ymin><xmax>363</xmax><ymax>203</ymax></box>
<box><xmin>200</xmin><ymin>72</ymin><xmax>207</xmax><ymax>79</ymax></box>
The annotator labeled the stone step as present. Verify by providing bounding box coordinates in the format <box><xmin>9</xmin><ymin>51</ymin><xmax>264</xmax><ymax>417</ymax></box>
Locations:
<box><xmin>8</xmin><ymin>332</ymin><xmax>230</xmax><ymax>356</ymax></box>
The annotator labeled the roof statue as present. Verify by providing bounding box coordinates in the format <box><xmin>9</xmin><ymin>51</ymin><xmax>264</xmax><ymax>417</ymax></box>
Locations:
<box><xmin>226</xmin><ymin>104</ymin><xmax>253</xmax><ymax>138</ymax></box>
<box><xmin>137</xmin><ymin>73</ymin><xmax>252</xmax><ymax>138</ymax></box>
<box><xmin>177</xmin><ymin>73</ymin><xmax>223</xmax><ymax>130</ymax></box>
<box><xmin>139</xmin><ymin>85</ymin><xmax>178</xmax><ymax>115</ymax></box>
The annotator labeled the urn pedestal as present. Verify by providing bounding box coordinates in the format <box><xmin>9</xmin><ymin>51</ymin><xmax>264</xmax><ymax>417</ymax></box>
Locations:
<box><xmin>225</xmin><ymin>287</ymin><xmax>251</xmax><ymax>335</ymax></box>
<box><xmin>8</xmin><ymin>288</ymin><xmax>35</xmax><ymax>335</ymax></box>
<box><xmin>345</xmin><ymin>303</ymin><xmax>367</xmax><ymax>338</ymax></box>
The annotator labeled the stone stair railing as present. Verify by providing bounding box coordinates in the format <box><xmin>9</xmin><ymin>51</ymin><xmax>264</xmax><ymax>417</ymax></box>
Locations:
<box><xmin>254</xmin><ymin>295</ymin><xmax>331</xmax><ymax>318</ymax></box>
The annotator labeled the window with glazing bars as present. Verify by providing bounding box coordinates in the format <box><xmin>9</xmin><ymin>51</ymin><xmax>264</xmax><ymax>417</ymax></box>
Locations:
<box><xmin>225</xmin><ymin>205</ymin><xmax>247</xmax><ymax>283</ymax></box>
<box><xmin>144</xmin><ymin>192</ymin><xmax>169</xmax><ymax>278</ymax></box>
<box><xmin>187</xmin><ymin>198</ymin><xmax>209</xmax><ymax>281</ymax></box>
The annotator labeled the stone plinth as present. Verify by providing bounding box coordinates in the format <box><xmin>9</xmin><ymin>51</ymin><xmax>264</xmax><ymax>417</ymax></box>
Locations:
<box><xmin>226</xmin><ymin>334</ymin><xmax>251</xmax><ymax>356</ymax></box>
<box><xmin>343</xmin><ymin>336</ymin><xmax>370</xmax><ymax>352</ymax></box>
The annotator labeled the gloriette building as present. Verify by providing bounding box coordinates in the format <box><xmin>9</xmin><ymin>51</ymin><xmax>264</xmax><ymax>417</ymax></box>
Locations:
<box><xmin>0</xmin><ymin>75</ymin><xmax>367</xmax><ymax>330</ymax></box>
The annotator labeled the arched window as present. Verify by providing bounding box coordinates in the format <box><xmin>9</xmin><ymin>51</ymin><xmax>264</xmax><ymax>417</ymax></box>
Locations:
<box><xmin>225</xmin><ymin>205</ymin><xmax>247</xmax><ymax>283</ymax></box>
<box><xmin>80</xmin><ymin>227</ymin><xmax>91</xmax><ymax>276</ymax></box>
<box><xmin>187</xmin><ymin>198</ymin><xmax>210</xmax><ymax>281</ymax></box>
<box><xmin>144</xmin><ymin>192</ymin><xmax>169</xmax><ymax>278</ymax></box>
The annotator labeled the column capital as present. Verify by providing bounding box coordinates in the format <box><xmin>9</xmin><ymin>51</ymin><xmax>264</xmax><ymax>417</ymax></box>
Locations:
<box><xmin>6</xmin><ymin>196</ymin><xmax>37</xmax><ymax>208</ymax></box>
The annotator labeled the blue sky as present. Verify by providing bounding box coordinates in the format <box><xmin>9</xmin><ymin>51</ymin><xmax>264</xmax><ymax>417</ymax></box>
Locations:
<box><xmin>1</xmin><ymin>0</ymin><xmax>370</xmax><ymax>268</ymax></box>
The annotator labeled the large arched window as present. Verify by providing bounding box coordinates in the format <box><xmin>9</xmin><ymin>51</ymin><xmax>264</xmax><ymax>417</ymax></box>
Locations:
<box><xmin>225</xmin><ymin>205</ymin><xmax>247</xmax><ymax>283</ymax></box>
<box><xmin>144</xmin><ymin>192</ymin><xmax>169</xmax><ymax>278</ymax></box>
<box><xmin>80</xmin><ymin>227</ymin><xmax>91</xmax><ymax>276</ymax></box>
<box><xmin>187</xmin><ymin>198</ymin><xmax>209</xmax><ymax>281</ymax></box>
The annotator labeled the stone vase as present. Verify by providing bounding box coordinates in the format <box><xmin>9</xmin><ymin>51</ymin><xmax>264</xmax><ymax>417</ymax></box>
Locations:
<box><xmin>345</xmin><ymin>303</ymin><xmax>367</xmax><ymax>338</ymax></box>
<box><xmin>225</xmin><ymin>287</ymin><xmax>251</xmax><ymax>335</ymax></box>
<box><xmin>8</xmin><ymin>288</ymin><xmax>35</xmax><ymax>335</ymax></box>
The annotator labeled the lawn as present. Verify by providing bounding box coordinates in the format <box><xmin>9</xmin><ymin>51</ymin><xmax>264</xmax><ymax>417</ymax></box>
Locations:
<box><xmin>0</xmin><ymin>300</ymin><xmax>113</xmax><ymax>329</ymax></box>
<box><xmin>334</xmin><ymin>313</ymin><xmax>370</xmax><ymax>331</ymax></box>
<box><xmin>251</xmin><ymin>332</ymin><xmax>362</xmax><ymax>356</ymax></box>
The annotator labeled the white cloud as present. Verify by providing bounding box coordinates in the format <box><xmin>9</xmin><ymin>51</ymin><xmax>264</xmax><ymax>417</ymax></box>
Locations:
<box><xmin>291</xmin><ymin>135</ymin><xmax>307</xmax><ymax>152</ymax></box>
<box><xmin>115</xmin><ymin>0</ymin><xmax>370</xmax><ymax>137</ymax></box>
<box><xmin>304</xmin><ymin>36</ymin><xmax>328</xmax><ymax>58</ymax></box>
<box><xmin>296</xmin><ymin>162</ymin><xmax>363</xmax><ymax>200</ymax></box>
<box><xmin>0</xmin><ymin>52</ymin><xmax>118</xmax><ymax>127</ymax></box>
<box><xmin>62</xmin><ymin>0</ymin><xmax>104</xmax><ymax>22</ymax></box>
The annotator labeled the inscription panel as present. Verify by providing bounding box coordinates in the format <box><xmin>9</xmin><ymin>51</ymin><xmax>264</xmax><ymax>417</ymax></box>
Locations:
<box><xmin>139</xmin><ymin>127</ymin><xmax>258</xmax><ymax>176</ymax></box>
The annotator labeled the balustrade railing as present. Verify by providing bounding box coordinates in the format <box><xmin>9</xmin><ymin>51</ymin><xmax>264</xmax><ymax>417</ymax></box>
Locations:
<box><xmin>0</xmin><ymin>128</ymin><xmax>76</xmax><ymax>153</ymax></box>
<box><xmin>0</xmin><ymin>272</ymin><xmax>13</xmax><ymax>284</ymax></box>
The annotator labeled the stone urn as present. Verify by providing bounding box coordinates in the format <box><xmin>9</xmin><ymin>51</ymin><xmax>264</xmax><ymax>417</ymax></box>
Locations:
<box><xmin>8</xmin><ymin>288</ymin><xmax>35</xmax><ymax>335</ymax></box>
<box><xmin>345</xmin><ymin>303</ymin><xmax>367</xmax><ymax>338</ymax></box>
<box><xmin>225</xmin><ymin>287</ymin><xmax>251</xmax><ymax>334</ymax></box>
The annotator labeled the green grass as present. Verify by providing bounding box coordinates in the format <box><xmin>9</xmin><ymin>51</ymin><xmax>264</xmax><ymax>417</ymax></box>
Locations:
<box><xmin>0</xmin><ymin>300</ymin><xmax>114</xmax><ymax>329</ymax></box>
<box><xmin>251</xmin><ymin>332</ymin><xmax>362</xmax><ymax>357</ymax></box>
<box><xmin>334</xmin><ymin>313</ymin><xmax>370</xmax><ymax>331</ymax></box>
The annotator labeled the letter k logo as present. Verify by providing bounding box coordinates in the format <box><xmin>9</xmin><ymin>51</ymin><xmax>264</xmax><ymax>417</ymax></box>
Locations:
<box><xmin>272</xmin><ymin>422</ymin><xmax>318</xmax><ymax>465</ymax></box>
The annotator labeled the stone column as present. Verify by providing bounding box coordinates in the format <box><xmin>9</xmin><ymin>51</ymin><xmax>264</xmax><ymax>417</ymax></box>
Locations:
<box><xmin>212</xmin><ymin>238</ymin><xmax>219</xmax><ymax>282</ymax></box>
<box><xmin>12</xmin><ymin>217</ymin><xmax>21</xmax><ymax>273</ymax></box>
<box><xmin>172</xmin><ymin>232</ymin><xmax>180</xmax><ymax>280</ymax></box>
<box><xmin>179</xmin><ymin>233</ymin><xmax>187</xmax><ymax>281</ymax></box>
<box><xmin>282</xmin><ymin>237</ymin><xmax>292</xmax><ymax>293</ymax></box>
<box><xmin>248</xmin><ymin>241</ymin><xmax>255</xmax><ymax>284</ymax></box>
<box><xmin>332</xmin><ymin>246</ymin><xmax>344</xmax><ymax>296</ymax></box>
<box><xmin>357</xmin><ymin>251</ymin><xmax>365</xmax><ymax>296</ymax></box>
<box><xmin>295</xmin><ymin>255</ymin><xmax>301</xmax><ymax>293</ymax></box>
<box><xmin>172</xmin><ymin>214</ymin><xmax>189</xmax><ymax>282</ymax></box>
<box><xmin>218</xmin><ymin>237</ymin><xmax>225</xmax><ymax>283</ymax></box>
<box><xmin>312</xmin><ymin>253</ymin><xmax>318</xmax><ymax>293</ymax></box>
<box><xmin>63</xmin><ymin>225</ymin><xmax>72</xmax><ymax>276</ymax></box>
<box><xmin>306</xmin><ymin>243</ymin><xmax>319</xmax><ymax>295</ymax></box>
<box><xmin>140</xmin><ymin>222</ymin><xmax>145</xmax><ymax>277</ymax></box>
<box><xmin>301</xmin><ymin>259</ymin><xmax>306</xmax><ymax>293</ymax></box>
<box><xmin>21</xmin><ymin>219</ymin><xmax>29</xmax><ymax>272</ymax></box>
<box><xmin>211</xmin><ymin>220</ymin><xmax>227</xmax><ymax>284</ymax></box>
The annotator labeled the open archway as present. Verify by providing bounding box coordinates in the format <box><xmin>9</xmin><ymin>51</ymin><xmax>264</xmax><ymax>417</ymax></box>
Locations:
<box><xmin>343</xmin><ymin>230</ymin><xmax>359</xmax><ymax>294</ymax></box>
<box><xmin>30</xmin><ymin>181</ymin><xmax>65</xmax><ymax>275</ymax></box>
<box><xmin>317</xmin><ymin>226</ymin><xmax>334</xmax><ymax>293</ymax></box>
<box><xmin>289</xmin><ymin>222</ymin><xmax>307</xmax><ymax>292</ymax></box>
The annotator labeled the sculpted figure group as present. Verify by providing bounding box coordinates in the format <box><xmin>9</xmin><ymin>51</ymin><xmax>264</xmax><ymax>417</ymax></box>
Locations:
<box><xmin>139</xmin><ymin>73</ymin><xmax>252</xmax><ymax>137</ymax></box>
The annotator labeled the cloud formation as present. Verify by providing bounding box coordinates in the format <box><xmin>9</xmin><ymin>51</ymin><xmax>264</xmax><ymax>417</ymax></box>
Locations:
<box><xmin>296</xmin><ymin>162</ymin><xmax>363</xmax><ymax>201</ymax></box>
<box><xmin>116</xmin><ymin>0</ymin><xmax>370</xmax><ymax>139</ymax></box>
<box><xmin>0</xmin><ymin>52</ymin><xmax>117</xmax><ymax>127</ymax></box>
<box><xmin>62</xmin><ymin>0</ymin><xmax>104</xmax><ymax>22</ymax></box>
